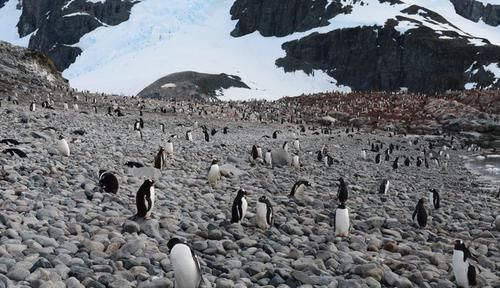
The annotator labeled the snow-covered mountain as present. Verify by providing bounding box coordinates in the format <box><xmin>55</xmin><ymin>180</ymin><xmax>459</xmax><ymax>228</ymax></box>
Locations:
<box><xmin>0</xmin><ymin>0</ymin><xmax>499</xmax><ymax>100</ymax></box>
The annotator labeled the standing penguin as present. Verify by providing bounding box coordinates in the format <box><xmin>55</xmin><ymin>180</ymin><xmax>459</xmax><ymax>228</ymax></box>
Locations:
<box><xmin>291</xmin><ymin>154</ymin><xmax>300</xmax><ymax>168</ymax></box>
<box><xmin>251</xmin><ymin>145</ymin><xmax>261</xmax><ymax>160</ymax></box>
<box><xmin>165</xmin><ymin>140</ymin><xmax>174</xmax><ymax>155</ymax></box>
<box><xmin>272</xmin><ymin>130</ymin><xmax>280</xmax><ymax>139</ymax></box>
<box><xmin>334</xmin><ymin>203</ymin><xmax>350</xmax><ymax>237</ymax></box>
<box><xmin>289</xmin><ymin>180</ymin><xmax>311</xmax><ymax>198</ymax></box>
<box><xmin>134</xmin><ymin>120</ymin><xmax>141</xmax><ymax>131</ymax></box>
<box><xmin>293</xmin><ymin>139</ymin><xmax>300</xmax><ymax>151</ymax></box>
<box><xmin>223</xmin><ymin>127</ymin><xmax>228</xmax><ymax>134</ymax></box>
<box><xmin>207</xmin><ymin>160</ymin><xmax>220</xmax><ymax>187</ymax></box>
<box><xmin>412</xmin><ymin>199</ymin><xmax>427</xmax><ymax>228</ymax></box>
<box><xmin>134</xmin><ymin>179</ymin><xmax>155</xmax><ymax>218</ymax></box>
<box><xmin>337</xmin><ymin>177</ymin><xmax>348</xmax><ymax>204</ymax></box>
<box><xmin>429</xmin><ymin>188</ymin><xmax>440</xmax><ymax>209</ymax></box>
<box><xmin>392</xmin><ymin>157</ymin><xmax>399</xmax><ymax>170</ymax></box>
<box><xmin>360</xmin><ymin>149</ymin><xmax>367</xmax><ymax>160</ymax></box>
<box><xmin>211</xmin><ymin>128</ymin><xmax>217</xmax><ymax>136</ymax></box>
<box><xmin>231</xmin><ymin>189</ymin><xmax>249</xmax><ymax>224</ymax></box>
<box><xmin>379</xmin><ymin>179</ymin><xmax>390</xmax><ymax>194</ymax></box>
<box><xmin>29</xmin><ymin>101</ymin><xmax>36</xmax><ymax>112</ymax></box>
<box><xmin>453</xmin><ymin>240</ymin><xmax>477</xmax><ymax>288</ymax></box>
<box><xmin>264</xmin><ymin>149</ymin><xmax>272</xmax><ymax>167</ymax></box>
<box><xmin>416</xmin><ymin>157</ymin><xmax>423</xmax><ymax>167</ymax></box>
<box><xmin>153</xmin><ymin>147</ymin><xmax>166</xmax><ymax>170</ymax></box>
<box><xmin>375</xmin><ymin>153</ymin><xmax>381</xmax><ymax>164</ymax></box>
<box><xmin>56</xmin><ymin>135</ymin><xmax>70</xmax><ymax>157</ymax></box>
<box><xmin>186</xmin><ymin>130</ymin><xmax>193</xmax><ymax>141</ymax></box>
<box><xmin>160</xmin><ymin>123</ymin><xmax>165</xmax><ymax>133</ymax></box>
<box><xmin>167</xmin><ymin>238</ymin><xmax>202</xmax><ymax>288</ymax></box>
<box><xmin>404</xmin><ymin>157</ymin><xmax>411</xmax><ymax>166</ymax></box>
<box><xmin>282</xmin><ymin>141</ymin><xmax>289</xmax><ymax>152</ymax></box>
<box><xmin>203</xmin><ymin>130</ymin><xmax>210</xmax><ymax>142</ymax></box>
<box><xmin>256</xmin><ymin>196</ymin><xmax>273</xmax><ymax>230</ymax></box>
<box><xmin>98</xmin><ymin>170</ymin><xmax>119</xmax><ymax>194</ymax></box>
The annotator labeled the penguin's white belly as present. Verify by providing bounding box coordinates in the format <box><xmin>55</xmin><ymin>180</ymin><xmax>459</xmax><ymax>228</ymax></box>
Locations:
<box><xmin>241</xmin><ymin>197</ymin><xmax>247</xmax><ymax>221</ymax></box>
<box><xmin>208</xmin><ymin>166</ymin><xmax>220</xmax><ymax>185</ymax></box>
<box><xmin>63</xmin><ymin>103</ymin><xmax>68</xmax><ymax>110</ymax></box>
<box><xmin>188</xmin><ymin>133</ymin><xmax>193</xmax><ymax>141</ymax></box>
<box><xmin>171</xmin><ymin>245</ymin><xmax>201</xmax><ymax>288</ymax></box>
<box><xmin>265</xmin><ymin>153</ymin><xmax>272</xmax><ymax>166</ymax></box>
<box><xmin>57</xmin><ymin>140</ymin><xmax>70</xmax><ymax>156</ymax></box>
<box><xmin>295</xmin><ymin>185</ymin><xmax>306</xmax><ymax>198</ymax></box>
<box><xmin>361</xmin><ymin>150</ymin><xmax>366</xmax><ymax>159</ymax></box>
<box><xmin>294</xmin><ymin>141</ymin><xmax>300</xmax><ymax>150</ymax></box>
<box><xmin>256</xmin><ymin>147</ymin><xmax>262</xmax><ymax>158</ymax></box>
<box><xmin>428</xmin><ymin>192</ymin><xmax>434</xmax><ymax>208</ymax></box>
<box><xmin>256</xmin><ymin>202</ymin><xmax>268</xmax><ymax>229</ymax></box>
<box><xmin>146</xmin><ymin>187</ymin><xmax>155</xmax><ymax>217</ymax></box>
<box><xmin>384</xmin><ymin>182</ymin><xmax>390</xmax><ymax>194</ymax></box>
<box><xmin>166</xmin><ymin>143</ymin><xmax>174</xmax><ymax>154</ymax></box>
<box><xmin>292</xmin><ymin>156</ymin><xmax>299</xmax><ymax>168</ymax></box>
<box><xmin>453</xmin><ymin>251</ymin><xmax>469</xmax><ymax>288</ymax></box>
<box><xmin>335</xmin><ymin>208</ymin><xmax>349</xmax><ymax>236</ymax></box>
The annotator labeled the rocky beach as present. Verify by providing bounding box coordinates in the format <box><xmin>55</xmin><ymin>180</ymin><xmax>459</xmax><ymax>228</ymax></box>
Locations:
<box><xmin>0</xmin><ymin>96</ymin><xmax>499</xmax><ymax>288</ymax></box>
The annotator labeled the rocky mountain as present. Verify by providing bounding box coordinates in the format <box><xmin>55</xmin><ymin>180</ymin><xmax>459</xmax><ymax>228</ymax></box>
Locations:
<box><xmin>0</xmin><ymin>0</ymin><xmax>499</xmax><ymax>99</ymax></box>
<box><xmin>0</xmin><ymin>40</ymin><xmax>69</xmax><ymax>101</ymax></box>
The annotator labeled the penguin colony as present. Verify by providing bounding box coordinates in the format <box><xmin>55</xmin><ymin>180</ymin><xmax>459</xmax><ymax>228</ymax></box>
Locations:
<box><xmin>0</xmin><ymin>96</ymin><xmax>497</xmax><ymax>287</ymax></box>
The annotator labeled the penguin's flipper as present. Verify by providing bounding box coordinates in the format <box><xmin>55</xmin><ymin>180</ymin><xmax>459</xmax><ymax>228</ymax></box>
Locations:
<box><xmin>412</xmin><ymin>209</ymin><xmax>417</xmax><ymax>221</ymax></box>
<box><xmin>467</xmin><ymin>264</ymin><xmax>477</xmax><ymax>286</ymax></box>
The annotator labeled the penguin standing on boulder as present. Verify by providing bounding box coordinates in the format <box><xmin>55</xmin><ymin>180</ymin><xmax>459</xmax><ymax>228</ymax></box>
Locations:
<box><xmin>186</xmin><ymin>130</ymin><xmax>193</xmax><ymax>142</ymax></box>
<box><xmin>231</xmin><ymin>188</ymin><xmax>249</xmax><ymax>224</ymax></box>
<box><xmin>56</xmin><ymin>135</ymin><xmax>70</xmax><ymax>157</ymax></box>
<box><xmin>134</xmin><ymin>179</ymin><xmax>155</xmax><ymax>219</ymax></box>
<box><xmin>379</xmin><ymin>179</ymin><xmax>390</xmax><ymax>194</ymax></box>
<box><xmin>453</xmin><ymin>240</ymin><xmax>477</xmax><ymax>288</ymax></box>
<box><xmin>412</xmin><ymin>199</ymin><xmax>427</xmax><ymax>228</ymax></box>
<box><xmin>256</xmin><ymin>196</ymin><xmax>273</xmax><ymax>230</ymax></box>
<box><xmin>337</xmin><ymin>177</ymin><xmax>348</xmax><ymax>204</ymax></box>
<box><xmin>167</xmin><ymin>237</ymin><xmax>202</xmax><ymax>288</ymax></box>
<box><xmin>207</xmin><ymin>160</ymin><xmax>220</xmax><ymax>187</ymax></box>
<box><xmin>98</xmin><ymin>170</ymin><xmax>119</xmax><ymax>194</ymax></box>
<box><xmin>334</xmin><ymin>203</ymin><xmax>350</xmax><ymax>237</ymax></box>
<box><xmin>289</xmin><ymin>180</ymin><xmax>311</xmax><ymax>198</ymax></box>
<box><xmin>429</xmin><ymin>188</ymin><xmax>440</xmax><ymax>209</ymax></box>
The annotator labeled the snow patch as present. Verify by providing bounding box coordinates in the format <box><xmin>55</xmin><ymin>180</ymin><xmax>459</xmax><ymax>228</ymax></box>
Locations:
<box><xmin>0</xmin><ymin>0</ymin><xmax>30</xmax><ymax>47</ymax></box>
<box><xmin>161</xmin><ymin>83</ymin><xmax>177</xmax><ymax>88</ymax></box>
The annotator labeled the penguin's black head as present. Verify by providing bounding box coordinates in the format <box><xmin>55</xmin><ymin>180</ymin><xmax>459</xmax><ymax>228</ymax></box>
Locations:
<box><xmin>338</xmin><ymin>203</ymin><xmax>346</xmax><ymax>209</ymax></box>
<box><xmin>454</xmin><ymin>239</ymin><xmax>464</xmax><ymax>250</ymax></box>
<box><xmin>258</xmin><ymin>195</ymin><xmax>267</xmax><ymax>202</ymax></box>
<box><xmin>282</xmin><ymin>141</ymin><xmax>288</xmax><ymax>148</ymax></box>
<box><xmin>167</xmin><ymin>237</ymin><xmax>184</xmax><ymax>251</ymax></box>
<box><xmin>238</xmin><ymin>189</ymin><xmax>248</xmax><ymax>197</ymax></box>
<box><xmin>144</xmin><ymin>179</ymin><xmax>154</xmax><ymax>186</ymax></box>
<box><xmin>211</xmin><ymin>159</ymin><xmax>219</xmax><ymax>165</ymax></box>
<box><xmin>417</xmin><ymin>198</ymin><xmax>425</xmax><ymax>206</ymax></box>
<box><xmin>58</xmin><ymin>135</ymin><xmax>64</xmax><ymax>140</ymax></box>
<box><xmin>338</xmin><ymin>177</ymin><xmax>344</xmax><ymax>183</ymax></box>
<box><xmin>98</xmin><ymin>170</ymin><xmax>107</xmax><ymax>177</ymax></box>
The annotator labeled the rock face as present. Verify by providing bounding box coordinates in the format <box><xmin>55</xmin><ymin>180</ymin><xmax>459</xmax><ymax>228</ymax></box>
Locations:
<box><xmin>450</xmin><ymin>0</ymin><xmax>500</xmax><ymax>26</ymax></box>
<box><xmin>18</xmin><ymin>0</ymin><xmax>136</xmax><ymax>71</ymax></box>
<box><xmin>275</xmin><ymin>6</ymin><xmax>500</xmax><ymax>93</ymax></box>
<box><xmin>137</xmin><ymin>71</ymin><xmax>250</xmax><ymax>102</ymax></box>
<box><xmin>0</xmin><ymin>41</ymin><xmax>69</xmax><ymax>99</ymax></box>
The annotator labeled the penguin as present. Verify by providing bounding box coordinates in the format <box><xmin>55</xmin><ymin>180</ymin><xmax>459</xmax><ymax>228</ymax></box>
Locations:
<box><xmin>29</xmin><ymin>102</ymin><xmax>36</xmax><ymax>112</ymax></box>
<box><xmin>293</xmin><ymin>139</ymin><xmax>300</xmax><ymax>151</ymax></box>
<box><xmin>251</xmin><ymin>145</ymin><xmax>260</xmax><ymax>160</ymax></box>
<box><xmin>324</xmin><ymin>154</ymin><xmax>334</xmax><ymax>167</ymax></box>
<box><xmin>56</xmin><ymin>135</ymin><xmax>70</xmax><ymax>157</ymax></box>
<box><xmin>231</xmin><ymin>188</ymin><xmax>248</xmax><ymax>223</ymax></box>
<box><xmin>429</xmin><ymin>188</ymin><xmax>440</xmax><ymax>209</ymax></box>
<box><xmin>153</xmin><ymin>147</ymin><xmax>166</xmax><ymax>170</ymax></box>
<box><xmin>282</xmin><ymin>141</ymin><xmax>289</xmax><ymax>152</ymax></box>
<box><xmin>211</xmin><ymin>128</ymin><xmax>217</xmax><ymax>136</ymax></box>
<box><xmin>256</xmin><ymin>196</ymin><xmax>273</xmax><ymax>230</ymax></box>
<box><xmin>360</xmin><ymin>149</ymin><xmax>367</xmax><ymax>160</ymax></box>
<box><xmin>291</xmin><ymin>154</ymin><xmax>299</xmax><ymax>168</ymax></box>
<box><xmin>160</xmin><ymin>123</ymin><xmax>165</xmax><ymax>133</ymax></box>
<box><xmin>98</xmin><ymin>170</ymin><xmax>119</xmax><ymax>194</ymax></box>
<box><xmin>289</xmin><ymin>180</ymin><xmax>311</xmax><ymax>198</ymax></box>
<box><xmin>124</xmin><ymin>161</ymin><xmax>144</xmax><ymax>168</ymax></box>
<box><xmin>384</xmin><ymin>151</ymin><xmax>390</xmax><ymax>162</ymax></box>
<box><xmin>334</xmin><ymin>203</ymin><xmax>349</xmax><ymax>237</ymax></box>
<box><xmin>337</xmin><ymin>177</ymin><xmax>348</xmax><ymax>204</ymax></box>
<box><xmin>412</xmin><ymin>199</ymin><xmax>427</xmax><ymax>228</ymax></box>
<box><xmin>2</xmin><ymin>148</ymin><xmax>27</xmax><ymax>158</ymax></box>
<box><xmin>416</xmin><ymin>157</ymin><xmax>423</xmax><ymax>167</ymax></box>
<box><xmin>73</xmin><ymin>103</ymin><xmax>79</xmax><ymax>111</ymax></box>
<box><xmin>375</xmin><ymin>153</ymin><xmax>381</xmax><ymax>164</ymax></box>
<box><xmin>207</xmin><ymin>160</ymin><xmax>220</xmax><ymax>186</ymax></box>
<box><xmin>186</xmin><ymin>130</ymin><xmax>193</xmax><ymax>141</ymax></box>
<box><xmin>453</xmin><ymin>240</ymin><xmax>477</xmax><ymax>288</ymax></box>
<box><xmin>272</xmin><ymin>130</ymin><xmax>280</xmax><ymax>139</ymax></box>
<box><xmin>135</xmin><ymin>179</ymin><xmax>155</xmax><ymax>218</ymax></box>
<box><xmin>379</xmin><ymin>179</ymin><xmax>390</xmax><ymax>194</ymax></box>
<box><xmin>167</xmin><ymin>238</ymin><xmax>202</xmax><ymax>288</ymax></box>
<box><xmin>165</xmin><ymin>140</ymin><xmax>174</xmax><ymax>155</ymax></box>
<box><xmin>264</xmin><ymin>149</ymin><xmax>272</xmax><ymax>167</ymax></box>
<box><xmin>424</xmin><ymin>157</ymin><xmax>429</xmax><ymax>168</ymax></box>
<box><xmin>223</xmin><ymin>127</ymin><xmax>228</xmax><ymax>134</ymax></box>
<box><xmin>203</xmin><ymin>130</ymin><xmax>209</xmax><ymax>142</ymax></box>
<box><xmin>392</xmin><ymin>157</ymin><xmax>399</xmax><ymax>170</ymax></box>
<box><xmin>93</xmin><ymin>106</ymin><xmax>97</xmax><ymax>114</ymax></box>
<box><xmin>316</xmin><ymin>150</ymin><xmax>323</xmax><ymax>162</ymax></box>
<box><xmin>404</xmin><ymin>157</ymin><xmax>411</xmax><ymax>166</ymax></box>
<box><xmin>63</xmin><ymin>103</ymin><xmax>69</xmax><ymax>110</ymax></box>
<box><xmin>139</xmin><ymin>118</ymin><xmax>144</xmax><ymax>129</ymax></box>
<box><xmin>134</xmin><ymin>120</ymin><xmax>141</xmax><ymax>131</ymax></box>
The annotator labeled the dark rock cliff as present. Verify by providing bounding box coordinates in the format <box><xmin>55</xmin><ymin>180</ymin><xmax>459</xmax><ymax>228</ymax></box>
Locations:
<box><xmin>18</xmin><ymin>0</ymin><xmax>136</xmax><ymax>71</ymax></box>
<box><xmin>450</xmin><ymin>0</ymin><xmax>500</xmax><ymax>26</ymax></box>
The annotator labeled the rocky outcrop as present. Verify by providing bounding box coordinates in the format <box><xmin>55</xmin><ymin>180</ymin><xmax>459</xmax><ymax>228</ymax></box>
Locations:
<box><xmin>137</xmin><ymin>71</ymin><xmax>250</xmax><ymax>102</ymax></box>
<box><xmin>450</xmin><ymin>0</ymin><xmax>500</xmax><ymax>26</ymax></box>
<box><xmin>19</xmin><ymin>0</ymin><xmax>137</xmax><ymax>71</ymax></box>
<box><xmin>276</xmin><ymin>16</ymin><xmax>500</xmax><ymax>92</ymax></box>
<box><xmin>0</xmin><ymin>41</ymin><xmax>69</xmax><ymax>100</ymax></box>
<box><xmin>0</xmin><ymin>0</ymin><xmax>7</xmax><ymax>9</ymax></box>
<box><xmin>229</xmin><ymin>0</ymin><xmax>355</xmax><ymax>37</ymax></box>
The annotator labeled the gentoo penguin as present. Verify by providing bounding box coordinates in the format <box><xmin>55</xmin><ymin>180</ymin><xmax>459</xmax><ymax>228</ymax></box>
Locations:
<box><xmin>324</xmin><ymin>154</ymin><xmax>334</xmax><ymax>167</ymax></box>
<box><xmin>93</xmin><ymin>106</ymin><xmax>97</xmax><ymax>114</ymax></box>
<box><xmin>124</xmin><ymin>161</ymin><xmax>144</xmax><ymax>168</ymax></box>
<box><xmin>379</xmin><ymin>179</ymin><xmax>390</xmax><ymax>194</ymax></box>
<box><xmin>73</xmin><ymin>103</ymin><xmax>79</xmax><ymax>111</ymax></box>
<box><xmin>134</xmin><ymin>120</ymin><xmax>141</xmax><ymax>131</ymax></box>
<box><xmin>231</xmin><ymin>188</ymin><xmax>249</xmax><ymax>223</ymax></box>
<box><xmin>256</xmin><ymin>196</ymin><xmax>273</xmax><ymax>230</ymax></box>
<box><xmin>135</xmin><ymin>179</ymin><xmax>155</xmax><ymax>218</ymax></box>
<box><xmin>429</xmin><ymin>188</ymin><xmax>440</xmax><ymax>209</ymax></box>
<box><xmin>282</xmin><ymin>141</ymin><xmax>289</xmax><ymax>152</ymax></box>
<box><xmin>404</xmin><ymin>157</ymin><xmax>410</xmax><ymax>166</ymax></box>
<box><xmin>63</xmin><ymin>103</ymin><xmax>69</xmax><ymax>110</ymax></box>
<box><xmin>29</xmin><ymin>102</ymin><xmax>36</xmax><ymax>112</ymax></box>
<box><xmin>375</xmin><ymin>153</ymin><xmax>381</xmax><ymax>164</ymax></box>
<box><xmin>334</xmin><ymin>203</ymin><xmax>349</xmax><ymax>237</ymax></box>
<box><xmin>203</xmin><ymin>130</ymin><xmax>209</xmax><ymax>142</ymax></box>
<box><xmin>207</xmin><ymin>160</ymin><xmax>220</xmax><ymax>186</ymax></box>
<box><xmin>165</xmin><ymin>140</ymin><xmax>174</xmax><ymax>155</ymax></box>
<box><xmin>186</xmin><ymin>130</ymin><xmax>193</xmax><ymax>141</ymax></box>
<box><xmin>412</xmin><ymin>199</ymin><xmax>427</xmax><ymax>228</ymax></box>
<box><xmin>251</xmin><ymin>145</ymin><xmax>260</xmax><ymax>160</ymax></box>
<box><xmin>272</xmin><ymin>130</ymin><xmax>280</xmax><ymax>139</ymax></box>
<box><xmin>316</xmin><ymin>150</ymin><xmax>323</xmax><ymax>162</ymax></box>
<box><xmin>291</xmin><ymin>154</ymin><xmax>299</xmax><ymax>168</ymax></box>
<box><xmin>416</xmin><ymin>157</ymin><xmax>423</xmax><ymax>167</ymax></box>
<box><xmin>139</xmin><ymin>118</ymin><xmax>144</xmax><ymax>129</ymax></box>
<box><xmin>167</xmin><ymin>238</ymin><xmax>202</xmax><ymax>288</ymax></box>
<box><xmin>293</xmin><ymin>139</ymin><xmax>300</xmax><ymax>151</ymax></box>
<box><xmin>264</xmin><ymin>150</ymin><xmax>272</xmax><ymax>167</ymax></box>
<box><xmin>392</xmin><ymin>157</ymin><xmax>399</xmax><ymax>170</ymax></box>
<box><xmin>337</xmin><ymin>177</ymin><xmax>348</xmax><ymax>204</ymax></box>
<box><xmin>223</xmin><ymin>127</ymin><xmax>228</xmax><ymax>134</ymax></box>
<box><xmin>289</xmin><ymin>180</ymin><xmax>311</xmax><ymax>198</ymax></box>
<box><xmin>56</xmin><ymin>135</ymin><xmax>70</xmax><ymax>157</ymax></box>
<box><xmin>153</xmin><ymin>147</ymin><xmax>166</xmax><ymax>170</ymax></box>
<box><xmin>384</xmin><ymin>151</ymin><xmax>390</xmax><ymax>162</ymax></box>
<box><xmin>211</xmin><ymin>128</ymin><xmax>217</xmax><ymax>136</ymax></box>
<box><xmin>453</xmin><ymin>240</ymin><xmax>477</xmax><ymax>288</ymax></box>
<box><xmin>424</xmin><ymin>157</ymin><xmax>429</xmax><ymax>168</ymax></box>
<box><xmin>160</xmin><ymin>123</ymin><xmax>165</xmax><ymax>133</ymax></box>
<box><xmin>360</xmin><ymin>149</ymin><xmax>367</xmax><ymax>160</ymax></box>
<box><xmin>98</xmin><ymin>170</ymin><xmax>119</xmax><ymax>194</ymax></box>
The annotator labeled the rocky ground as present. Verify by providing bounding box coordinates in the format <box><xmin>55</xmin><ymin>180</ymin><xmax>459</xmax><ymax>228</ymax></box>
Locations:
<box><xmin>0</xmin><ymin>97</ymin><xmax>499</xmax><ymax>288</ymax></box>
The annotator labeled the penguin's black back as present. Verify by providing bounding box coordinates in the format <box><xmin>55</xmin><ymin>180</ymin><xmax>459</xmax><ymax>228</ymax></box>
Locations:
<box><xmin>337</xmin><ymin>178</ymin><xmax>348</xmax><ymax>204</ymax></box>
<box><xmin>412</xmin><ymin>199</ymin><xmax>427</xmax><ymax>228</ymax></box>
<box><xmin>99</xmin><ymin>171</ymin><xmax>119</xmax><ymax>194</ymax></box>
<box><xmin>467</xmin><ymin>264</ymin><xmax>477</xmax><ymax>286</ymax></box>
<box><xmin>231</xmin><ymin>190</ymin><xmax>245</xmax><ymax>223</ymax></box>
<box><xmin>289</xmin><ymin>180</ymin><xmax>310</xmax><ymax>197</ymax></box>
<box><xmin>136</xmin><ymin>180</ymin><xmax>153</xmax><ymax>217</ymax></box>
